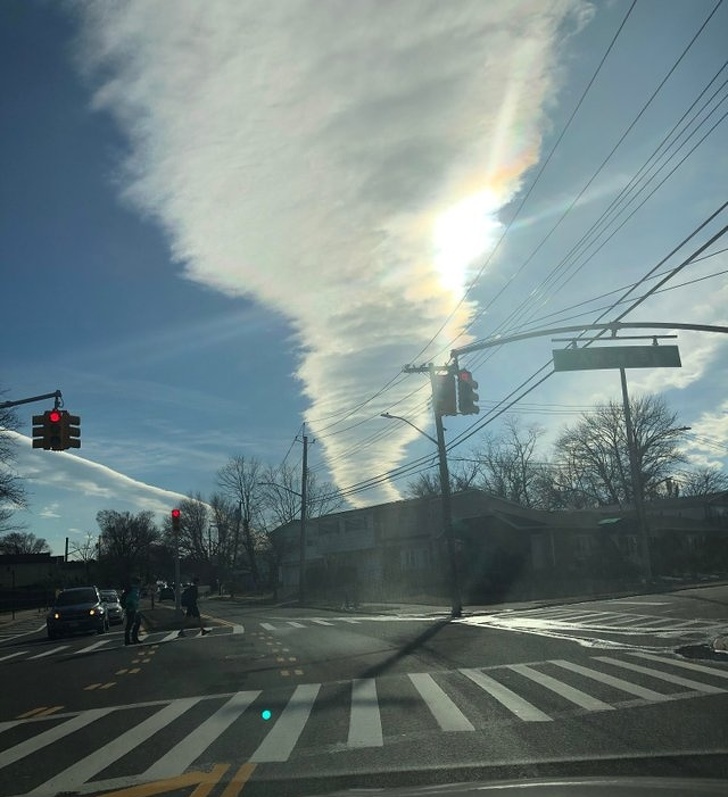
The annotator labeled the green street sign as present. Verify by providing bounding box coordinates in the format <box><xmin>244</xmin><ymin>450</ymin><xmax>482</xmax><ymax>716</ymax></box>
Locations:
<box><xmin>553</xmin><ymin>345</ymin><xmax>681</xmax><ymax>372</ymax></box>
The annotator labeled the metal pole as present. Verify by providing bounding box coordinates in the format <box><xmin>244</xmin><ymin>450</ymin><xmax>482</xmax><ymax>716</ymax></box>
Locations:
<box><xmin>299</xmin><ymin>428</ymin><xmax>308</xmax><ymax>606</ymax></box>
<box><xmin>174</xmin><ymin>528</ymin><xmax>182</xmax><ymax>620</ymax></box>
<box><xmin>429</xmin><ymin>365</ymin><xmax>462</xmax><ymax>617</ymax></box>
<box><xmin>619</xmin><ymin>367</ymin><xmax>652</xmax><ymax>581</ymax></box>
<box><xmin>11</xmin><ymin>569</ymin><xmax>16</xmax><ymax>621</ymax></box>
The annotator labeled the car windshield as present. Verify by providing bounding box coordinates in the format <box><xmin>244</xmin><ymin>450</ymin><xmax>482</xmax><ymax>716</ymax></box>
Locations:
<box><xmin>56</xmin><ymin>590</ymin><xmax>97</xmax><ymax>606</ymax></box>
<box><xmin>1</xmin><ymin>2</ymin><xmax>727</xmax><ymax>796</ymax></box>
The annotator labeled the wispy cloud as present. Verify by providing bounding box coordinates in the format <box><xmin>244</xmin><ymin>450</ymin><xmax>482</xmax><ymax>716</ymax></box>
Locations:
<box><xmin>74</xmin><ymin>0</ymin><xmax>590</xmax><ymax>501</ymax></box>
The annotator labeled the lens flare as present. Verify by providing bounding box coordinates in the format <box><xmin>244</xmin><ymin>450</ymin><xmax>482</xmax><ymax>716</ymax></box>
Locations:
<box><xmin>433</xmin><ymin>189</ymin><xmax>501</xmax><ymax>296</ymax></box>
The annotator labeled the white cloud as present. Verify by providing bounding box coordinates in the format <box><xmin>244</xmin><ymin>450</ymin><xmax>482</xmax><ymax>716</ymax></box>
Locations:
<box><xmin>74</xmin><ymin>0</ymin><xmax>590</xmax><ymax>501</ymax></box>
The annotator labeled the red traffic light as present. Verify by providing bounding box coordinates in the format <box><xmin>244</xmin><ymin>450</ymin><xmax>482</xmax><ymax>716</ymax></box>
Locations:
<box><xmin>48</xmin><ymin>410</ymin><xmax>62</xmax><ymax>423</ymax></box>
<box><xmin>171</xmin><ymin>509</ymin><xmax>181</xmax><ymax>518</ymax></box>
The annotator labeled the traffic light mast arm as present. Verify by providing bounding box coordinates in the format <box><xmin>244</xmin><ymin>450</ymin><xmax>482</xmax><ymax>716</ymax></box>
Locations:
<box><xmin>0</xmin><ymin>390</ymin><xmax>63</xmax><ymax>410</ymax></box>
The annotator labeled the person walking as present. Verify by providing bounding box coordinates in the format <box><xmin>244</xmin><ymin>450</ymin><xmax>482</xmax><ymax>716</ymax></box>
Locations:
<box><xmin>122</xmin><ymin>578</ymin><xmax>142</xmax><ymax>646</ymax></box>
<box><xmin>178</xmin><ymin>576</ymin><xmax>209</xmax><ymax>637</ymax></box>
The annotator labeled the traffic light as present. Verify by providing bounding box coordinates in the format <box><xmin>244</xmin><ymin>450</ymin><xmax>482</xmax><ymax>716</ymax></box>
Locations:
<box><xmin>171</xmin><ymin>508</ymin><xmax>181</xmax><ymax>534</ymax></box>
<box><xmin>432</xmin><ymin>373</ymin><xmax>457</xmax><ymax>416</ymax></box>
<box><xmin>32</xmin><ymin>410</ymin><xmax>63</xmax><ymax>450</ymax></box>
<box><xmin>64</xmin><ymin>413</ymin><xmax>81</xmax><ymax>449</ymax></box>
<box><xmin>457</xmin><ymin>369</ymin><xmax>480</xmax><ymax>415</ymax></box>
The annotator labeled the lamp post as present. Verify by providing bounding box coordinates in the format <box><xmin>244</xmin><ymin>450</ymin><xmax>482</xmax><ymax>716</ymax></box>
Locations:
<box><xmin>380</xmin><ymin>412</ymin><xmax>462</xmax><ymax>617</ymax></box>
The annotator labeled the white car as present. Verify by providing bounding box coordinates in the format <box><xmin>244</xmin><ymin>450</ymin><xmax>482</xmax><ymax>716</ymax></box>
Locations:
<box><xmin>99</xmin><ymin>589</ymin><xmax>125</xmax><ymax>625</ymax></box>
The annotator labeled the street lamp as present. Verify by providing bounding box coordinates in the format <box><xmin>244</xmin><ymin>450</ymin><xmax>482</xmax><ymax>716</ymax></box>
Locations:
<box><xmin>380</xmin><ymin>411</ymin><xmax>462</xmax><ymax>618</ymax></box>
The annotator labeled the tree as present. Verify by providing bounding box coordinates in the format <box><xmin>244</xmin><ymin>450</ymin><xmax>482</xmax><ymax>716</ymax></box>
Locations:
<box><xmin>404</xmin><ymin>460</ymin><xmax>481</xmax><ymax>499</ymax></box>
<box><xmin>0</xmin><ymin>531</ymin><xmax>50</xmax><ymax>555</ymax></box>
<box><xmin>552</xmin><ymin>394</ymin><xmax>687</xmax><ymax>508</ymax></box>
<box><xmin>259</xmin><ymin>462</ymin><xmax>344</xmax><ymax>527</ymax></box>
<box><xmin>68</xmin><ymin>532</ymin><xmax>97</xmax><ymax>564</ymax></box>
<box><xmin>161</xmin><ymin>494</ymin><xmax>210</xmax><ymax>562</ymax></box>
<box><xmin>216</xmin><ymin>456</ymin><xmax>265</xmax><ymax>587</ymax></box>
<box><xmin>677</xmin><ymin>466</ymin><xmax>728</xmax><ymax>497</ymax></box>
<box><xmin>474</xmin><ymin>418</ymin><xmax>547</xmax><ymax>507</ymax></box>
<box><xmin>0</xmin><ymin>398</ymin><xmax>27</xmax><ymax>533</ymax></box>
<box><xmin>96</xmin><ymin>510</ymin><xmax>159</xmax><ymax>584</ymax></box>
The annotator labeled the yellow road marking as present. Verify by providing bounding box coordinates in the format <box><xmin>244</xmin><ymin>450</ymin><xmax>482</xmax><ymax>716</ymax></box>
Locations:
<box><xmin>280</xmin><ymin>670</ymin><xmax>290</xmax><ymax>676</ymax></box>
<box><xmin>288</xmin><ymin>657</ymin><xmax>297</xmax><ymax>662</ymax></box>
<box><xmin>220</xmin><ymin>762</ymin><xmax>257</xmax><ymax>797</ymax></box>
<box><xmin>100</xmin><ymin>682</ymin><xmax>116</xmax><ymax>690</ymax></box>
<box><xmin>116</xmin><ymin>668</ymin><xmax>129</xmax><ymax>675</ymax></box>
<box><xmin>294</xmin><ymin>669</ymin><xmax>303</xmax><ymax>675</ymax></box>
<box><xmin>17</xmin><ymin>707</ymin><xmax>48</xmax><ymax>719</ymax></box>
<box><xmin>95</xmin><ymin>763</ymin><xmax>229</xmax><ymax>797</ymax></box>
<box><xmin>84</xmin><ymin>683</ymin><xmax>101</xmax><ymax>691</ymax></box>
<box><xmin>35</xmin><ymin>705</ymin><xmax>64</xmax><ymax>717</ymax></box>
<box><xmin>128</xmin><ymin>667</ymin><xmax>141</xmax><ymax>674</ymax></box>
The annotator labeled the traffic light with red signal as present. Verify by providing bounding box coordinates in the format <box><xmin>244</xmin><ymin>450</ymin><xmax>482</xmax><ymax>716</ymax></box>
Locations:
<box><xmin>171</xmin><ymin>508</ymin><xmax>181</xmax><ymax>534</ymax></box>
<box><xmin>457</xmin><ymin>370</ymin><xmax>480</xmax><ymax>415</ymax></box>
<box><xmin>32</xmin><ymin>410</ymin><xmax>81</xmax><ymax>450</ymax></box>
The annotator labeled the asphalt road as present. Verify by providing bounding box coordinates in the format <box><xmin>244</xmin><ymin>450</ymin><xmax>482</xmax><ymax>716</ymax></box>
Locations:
<box><xmin>0</xmin><ymin>587</ymin><xmax>726</xmax><ymax>797</ymax></box>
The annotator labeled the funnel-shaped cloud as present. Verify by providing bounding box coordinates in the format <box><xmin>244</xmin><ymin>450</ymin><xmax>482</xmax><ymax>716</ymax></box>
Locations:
<box><xmin>74</xmin><ymin>0</ymin><xmax>589</xmax><ymax>501</ymax></box>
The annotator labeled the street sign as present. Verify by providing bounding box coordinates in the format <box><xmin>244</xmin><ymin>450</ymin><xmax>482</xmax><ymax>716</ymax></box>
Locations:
<box><xmin>552</xmin><ymin>345</ymin><xmax>681</xmax><ymax>372</ymax></box>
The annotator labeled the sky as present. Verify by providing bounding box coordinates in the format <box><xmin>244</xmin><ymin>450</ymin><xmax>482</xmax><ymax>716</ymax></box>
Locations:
<box><xmin>1</xmin><ymin>0</ymin><xmax>727</xmax><ymax>557</ymax></box>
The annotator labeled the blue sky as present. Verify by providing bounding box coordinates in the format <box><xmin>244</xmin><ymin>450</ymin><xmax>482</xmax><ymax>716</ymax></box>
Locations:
<box><xmin>1</xmin><ymin>0</ymin><xmax>727</xmax><ymax>556</ymax></box>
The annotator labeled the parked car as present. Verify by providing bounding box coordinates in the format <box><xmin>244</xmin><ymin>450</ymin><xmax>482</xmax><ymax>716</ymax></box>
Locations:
<box><xmin>158</xmin><ymin>583</ymin><xmax>175</xmax><ymax>601</ymax></box>
<box><xmin>47</xmin><ymin>586</ymin><xmax>109</xmax><ymax>639</ymax></box>
<box><xmin>99</xmin><ymin>589</ymin><xmax>125</xmax><ymax>625</ymax></box>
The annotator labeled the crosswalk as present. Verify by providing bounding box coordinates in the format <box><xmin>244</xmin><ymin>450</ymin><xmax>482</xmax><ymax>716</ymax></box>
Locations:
<box><xmin>457</xmin><ymin>604</ymin><xmax>725</xmax><ymax>641</ymax></box>
<box><xmin>0</xmin><ymin>651</ymin><xmax>726</xmax><ymax>795</ymax></box>
<box><xmin>0</xmin><ymin>618</ymin><xmax>45</xmax><ymax>643</ymax></box>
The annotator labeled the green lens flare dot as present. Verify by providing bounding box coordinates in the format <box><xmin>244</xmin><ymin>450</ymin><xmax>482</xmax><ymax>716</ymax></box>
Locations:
<box><xmin>261</xmin><ymin>709</ymin><xmax>272</xmax><ymax>721</ymax></box>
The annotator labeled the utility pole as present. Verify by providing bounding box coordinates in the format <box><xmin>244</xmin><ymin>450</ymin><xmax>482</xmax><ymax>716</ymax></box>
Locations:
<box><xmin>399</xmin><ymin>364</ymin><xmax>462</xmax><ymax>617</ymax></box>
<box><xmin>299</xmin><ymin>425</ymin><xmax>308</xmax><ymax>607</ymax></box>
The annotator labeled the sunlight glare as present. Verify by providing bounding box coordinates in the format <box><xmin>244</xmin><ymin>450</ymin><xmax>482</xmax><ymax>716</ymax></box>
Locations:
<box><xmin>433</xmin><ymin>190</ymin><xmax>501</xmax><ymax>296</ymax></box>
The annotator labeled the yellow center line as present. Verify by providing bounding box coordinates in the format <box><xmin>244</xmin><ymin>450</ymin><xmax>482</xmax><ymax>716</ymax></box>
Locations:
<box><xmin>116</xmin><ymin>668</ymin><xmax>129</xmax><ymax>675</ymax></box>
<box><xmin>99</xmin><ymin>682</ymin><xmax>116</xmax><ymax>690</ymax></box>
<box><xmin>17</xmin><ymin>707</ymin><xmax>48</xmax><ymax>719</ymax></box>
<box><xmin>294</xmin><ymin>669</ymin><xmax>304</xmax><ymax>675</ymax></box>
<box><xmin>128</xmin><ymin>667</ymin><xmax>141</xmax><ymax>674</ymax></box>
<box><xmin>280</xmin><ymin>670</ymin><xmax>290</xmax><ymax>676</ymax></box>
<box><xmin>220</xmin><ymin>762</ymin><xmax>257</xmax><ymax>797</ymax></box>
<box><xmin>35</xmin><ymin>705</ymin><xmax>64</xmax><ymax>717</ymax></box>
<box><xmin>84</xmin><ymin>683</ymin><xmax>101</xmax><ymax>691</ymax></box>
<box><xmin>94</xmin><ymin>763</ymin><xmax>229</xmax><ymax>797</ymax></box>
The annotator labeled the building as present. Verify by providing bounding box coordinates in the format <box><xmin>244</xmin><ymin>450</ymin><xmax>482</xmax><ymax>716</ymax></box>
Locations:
<box><xmin>271</xmin><ymin>489</ymin><xmax>728</xmax><ymax>603</ymax></box>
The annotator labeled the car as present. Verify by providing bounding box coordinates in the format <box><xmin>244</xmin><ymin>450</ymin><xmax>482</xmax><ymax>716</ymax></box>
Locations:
<box><xmin>99</xmin><ymin>589</ymin><xmax>125</xmax><ymax>625</ymax></box>
<box><xmin>158</xmin><ymin>584</ymin><xmax>175</xmax><ymax>601</ymax></box>
<box><xmin>47</xmin><ymin>586</ymin><xmax>109</xmax><ymax>639</ymax></box>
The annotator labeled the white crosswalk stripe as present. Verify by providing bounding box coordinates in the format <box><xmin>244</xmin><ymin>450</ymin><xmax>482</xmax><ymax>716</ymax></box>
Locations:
<box><xmin>27</xmin><ymin>646</ymin><xmax>69</xmax><ymax>660</ymax></box>
<box><xmin>2</xmin><ymin>652</ymin><xmax>726</xmax><ymax>795</ymax></box>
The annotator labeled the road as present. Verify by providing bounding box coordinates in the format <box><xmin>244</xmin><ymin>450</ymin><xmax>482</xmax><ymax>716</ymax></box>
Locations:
<box><xmin>0</xmin><ymin>587</ymin><xmax>726</xmax><ymax>797</ymax></box>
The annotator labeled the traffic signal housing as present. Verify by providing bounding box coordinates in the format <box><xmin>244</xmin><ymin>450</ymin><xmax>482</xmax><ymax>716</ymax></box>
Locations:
<box><xmin>457</xmin><ymin>369</ymin><xmax>480</xmax><ymax>415</ymax></box>
<box><xmin>32</xmin><ymin>410</ymin><xmax>80</xmax><ymax>450</ymax></box>
<box><xmin>432</xmin><ymin>373</ymin><xmax>457</xmax><ymax>416</ymax></box>
<box><xmin>171</xmin><ymin>508</ymin><xmax>181</xmax><ymax>534</ymax></box>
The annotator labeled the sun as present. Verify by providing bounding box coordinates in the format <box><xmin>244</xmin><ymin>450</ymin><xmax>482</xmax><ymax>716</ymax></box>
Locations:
<box><xmin>433</xmin><ymin>189</ymin><xmax>501</xmax><ymax>296</ymax></box>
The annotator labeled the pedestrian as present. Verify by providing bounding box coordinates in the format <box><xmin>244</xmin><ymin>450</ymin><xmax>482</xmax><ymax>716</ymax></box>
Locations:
<box><xmin>178</xmin><ymin>576</ymin><xmax>209</xmax><ymax>637</ymax></box>
<box><xmin>122</xmin><ymin>578</ymin><xmax>142</xmax><ymax>646</ymax></box>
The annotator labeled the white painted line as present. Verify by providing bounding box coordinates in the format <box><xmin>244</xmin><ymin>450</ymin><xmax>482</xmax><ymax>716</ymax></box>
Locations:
<box><xmin>550</xmin><ymin>659</ymin><xmax>671</xmax><ymax>701</ymax></box>
<box><xmin>310</xmin><ymin>619</ymin><xmax>334</xmax><ymax>626</ymax></box>
<box><xmin>260</xmin><ymin>623</ymin><xmax>277</xmax><ymax>632</ymax></box>
<box><xmin>348</xmin><ymin>678</ymin><xmax>383</xmax><ymax>747</ymax></box>
<box><xmin>596</xmin><ymin>656</ymin><xmax>725</xmax><ymax>694</ymax></box>
<box><xmin>287</xmin><ymin>622</ymin><xmax>306</xmax><ymax>629</ymax></box>
<box><xmin>338</xmin><ymin>618</ymin><xmax>360</xmax><ymax>624</ymax></box>
<box><xmin>28</xmin><ymin>699</ymin><xmax>201</xmax><ymax>796</ymax></box>
<box><xmin>160</xmin><ymin>631</ymin><xmax>179</xmax><ymax>643</ymax></box>
<box><xmin>232</xmin><ymin>624</ymin><xmax>245</xmax><ymax>634</ymax></box>
<box><xmin>0</xmin><ymin>708</ymin><xmax>113</xmax><ymax>768</ymax></box>
<box><xmin>144</xmin><ymin>691</ymin><xmax>260</xmax><ymax>780</ymax></box>
<box><xmin>28</xmin><ymin>646</ymin><xmax>70</xmax><ymax>660</ymax></box>
<box><xmin>508</xmin><ymin>663</ymin><xmax>613</xmax><ymax>712</ymax></box>
<box><xmin>409</xmin><ymin>673</ymin><xmax>474</xmax><ymax>731</ymax></box>
<box><xmin>610</xmin><ymin>600</ymin><xmax>670</xmax><ymax>606</ymax></box>
<box><xmin>460</xmin><ymin>668</ymin><xmax>551</xmax><ymax>722</ymax></box>
<box><xmin>0</xmin><ymin>650</ymin><xmax>27</xmax><ymax>662</ymax></box>
<box><xmin>250</xmin><ymin>683</ymin><xmax>320</xmax><ymax>762</ymax></box>
<box><xmin>74</xmin><ymin>639</ymin><xmax>113</xmax><ymax>655</ymax></box>
<box><xmin>627</xmin><ymin>652</ymin><xmax>728</xmax><ymax>681</ymax></box>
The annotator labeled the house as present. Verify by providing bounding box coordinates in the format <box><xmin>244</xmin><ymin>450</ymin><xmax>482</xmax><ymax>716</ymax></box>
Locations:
<box><xmin>271</xmin><ymin>489</ymin><xmax>728</xmax><ymax>603</ymax></box>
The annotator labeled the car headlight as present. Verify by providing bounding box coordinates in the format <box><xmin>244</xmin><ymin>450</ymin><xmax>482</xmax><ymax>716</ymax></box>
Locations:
<box><xmin>52</xmin><ymin>612</ymin><xmax>60</xmax><ymax>620</ymax></box>
<box><xmin>89</xmin><ymin>608</ymin><xmax>96</xmax><ymax>616</ymax></box>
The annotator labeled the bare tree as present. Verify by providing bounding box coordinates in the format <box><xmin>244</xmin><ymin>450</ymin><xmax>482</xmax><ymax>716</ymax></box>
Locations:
<box><xmin>553</xmin><ymin>394</ymin><xmax>687</xmax><ymax>507</ymax></box>
<box><xmin>216</xmin><ymin>456</ymin><xmax>265</xmax><ymax>586</ymax></box>
<box><xmin>474</xmin><ymin>418</ymin><xmax>547</xmax><ymax>507</ymax></box>
<box><xmin>0</xmin><ymin>531</ymin><xmax>50</xmax><ymax>555</ymax></box>
<box><xmin>68</xmin><ymin>532</ymin><xmax>97</xmax><ymax>564</ymax></box>
<box><xmin>404</xmin><ymin>460</ymin><xmax>480</xmax><ymax>499</ymax></box>
<box><xmin>677</xmin><ymin>466</ymin><xmax>728</xmax><ymax>497</ymax></box>
<box><xmin>161</xmin><ymin>494</ymin><xmax>210</xmax><ymax>562</ymax></box>
<box><xmin>260</xmin><ymin>462</ymin><xmax>344</xmax><ymax>527</ymax></box>
<box><xmin>96</xmin><ymin>510</ymin><xmax>159</xmax><ymax>584</ymax></box>
<box><xmin>0</xmin><ymin>399</ymin><xmax>27</xmax><ymax>533</ymax></box>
